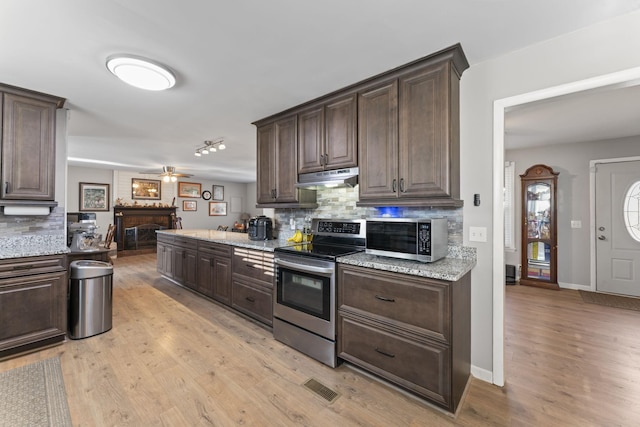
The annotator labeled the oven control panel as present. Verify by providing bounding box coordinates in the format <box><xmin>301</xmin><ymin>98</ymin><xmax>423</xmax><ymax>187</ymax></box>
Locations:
<box><xmin>314</xmin><ymin>219</ymin><xmax>365</xmax><ymax>237</ymax></box>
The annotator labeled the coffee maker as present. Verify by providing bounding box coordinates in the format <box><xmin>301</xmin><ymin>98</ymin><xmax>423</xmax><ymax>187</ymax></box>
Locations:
<box><xmin>67</xmin><ymin>212</ymin><xmax>102</xmax><ymax>251</ymax></box>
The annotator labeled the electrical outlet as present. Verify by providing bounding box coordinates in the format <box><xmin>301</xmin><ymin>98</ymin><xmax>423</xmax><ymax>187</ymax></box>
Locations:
<box><xmin>469</xmin><ymin>226</ymin><xmax>487</xmax><ymax>242</ymax></box>
<box><xmin>571</xmin><ymin>220</ymin><xmax>582</xmax><ymax>229</ymax></box>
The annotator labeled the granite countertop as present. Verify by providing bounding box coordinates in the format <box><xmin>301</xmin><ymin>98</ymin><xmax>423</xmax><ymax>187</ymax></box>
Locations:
<box><xmin>337</xmin><ymin>247</ymin><xmax>476</xmax><ymax>282</ymax></box>
<box><xmin>0</xmin><ymin>236</ymin><xmax>70</xmax><ymax>260</ymax></box>
<box><xmin>156</xmin><ymin>229</ymin><xmax>286</xmax><ymax>251</ymax></box>
<box><xmin>159</xmin><ymin>229</ymin><xmax>476</xmax><ymax>281</ymax></box>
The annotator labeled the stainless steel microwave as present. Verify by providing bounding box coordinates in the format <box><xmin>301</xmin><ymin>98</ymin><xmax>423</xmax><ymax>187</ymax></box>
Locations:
<box><xmin>365</xmin><ymin>218</ymin><xmax>448</xmax><ymax>263</ymax></box>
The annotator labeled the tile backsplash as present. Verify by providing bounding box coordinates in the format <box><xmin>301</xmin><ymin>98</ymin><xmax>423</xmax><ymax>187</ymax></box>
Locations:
<box><xmin>273</xmin><ymin>187</ymin><xmax>463</xmax><ymax>245</ymax></box>
<box><xmin>0</xmin><ymin>206</ymin><xmax>65</xmax><ymax>237</ymax></box>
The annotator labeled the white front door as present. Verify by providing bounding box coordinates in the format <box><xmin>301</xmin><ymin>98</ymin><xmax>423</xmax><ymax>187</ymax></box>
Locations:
<box><xmin>595</xmin><ymin>160</ymin><xmax>640</xmax><ymax>297</ymax></box>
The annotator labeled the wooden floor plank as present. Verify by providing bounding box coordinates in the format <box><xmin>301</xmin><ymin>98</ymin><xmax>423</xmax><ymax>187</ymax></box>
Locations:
<box><xmin>2</xmin><ymin>254</ymin><xmax>640</xmax><ymax>426</ymax></box>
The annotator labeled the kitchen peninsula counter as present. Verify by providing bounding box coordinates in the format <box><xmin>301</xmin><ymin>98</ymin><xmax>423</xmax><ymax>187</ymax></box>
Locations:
<box><xmin>156</xmin><ymin>229</ymin><xmax>285</xmax><ymax>251</ymax></box>
<box><xmin>337</xmin><ymin>246</ymin><xmax>476</xmax><ymax>282</ymax></box>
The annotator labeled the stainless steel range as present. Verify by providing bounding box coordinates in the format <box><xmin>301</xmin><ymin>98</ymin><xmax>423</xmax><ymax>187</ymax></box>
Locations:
<box><xmin>273</xmin><ymin>218</ymin><xmax>365</xmax><ymax>367</ymax></box>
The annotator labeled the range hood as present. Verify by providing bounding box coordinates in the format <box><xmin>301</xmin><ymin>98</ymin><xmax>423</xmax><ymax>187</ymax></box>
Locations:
<box><xmin>296</xmin><ymin>167</ymin><xmax>358</xmax><ymax>189</ymax></box>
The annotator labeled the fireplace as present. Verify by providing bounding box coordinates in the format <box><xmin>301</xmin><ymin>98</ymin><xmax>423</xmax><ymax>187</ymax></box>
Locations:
<box><xmin>114</xmin><ymin>206</ymin><xmax>177</xmax><ymax>255</ymax></box>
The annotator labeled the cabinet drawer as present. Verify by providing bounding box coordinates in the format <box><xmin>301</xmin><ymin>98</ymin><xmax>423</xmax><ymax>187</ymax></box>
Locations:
<box><xmin>231</xmin><ymin>278</ymin><xmax>273</xmax><ymax>326</ymax></box>
<box><xmin>338</xmin><ymin>265</ymin><xmax>450</xmax><ymax>342</ymax></box>
<box><xmin>232</xmin><ymin>248</ymin><xmax>274</xmax><ymax>287</ymax></box>
<box><xmin>0</xmin><ymin>255</ymin><xmax>65</xmax><ymax>279</ymax></box>
<box><xmin>198</xmin><ymin>241</ymin><xmax>232</xmax><ymax>258</ymax></box>
<box><xmin>339</xmin><ymin>315</ymin><xmax>450</xmax><ymax>408</ymax></box>
<box><xmin>156</xmin><ymin>233</ymin><xmax>174</xmax><ymax>244</ymax></box>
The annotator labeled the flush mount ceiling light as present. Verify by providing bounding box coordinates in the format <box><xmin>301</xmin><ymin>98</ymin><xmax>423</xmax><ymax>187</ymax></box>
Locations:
<box><xmin>195</xmin><ymin>138</ymin><xmax>226</xmax><ymax>157</ymax></box>
<box><xmin>106</xmin><ymin>55</ymin><xmax>176</xmax><ymax>91</ymax></box>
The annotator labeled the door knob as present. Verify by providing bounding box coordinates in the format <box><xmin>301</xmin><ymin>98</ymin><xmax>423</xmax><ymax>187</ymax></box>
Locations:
<box><xmin>598</xmin><ymin>235</ymin><xmax>606</xmax><ymax>240</ymax></box>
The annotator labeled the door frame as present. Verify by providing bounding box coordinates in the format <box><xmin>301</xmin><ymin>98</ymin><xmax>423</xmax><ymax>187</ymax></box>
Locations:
<box><xmin>492</xmin><ymin>66</ymin><xmax>640</xmax><ymax>387</ymax></box>
<box><xmin>590</xmin><ymin>156</ymin><xmax>640</xmax><ymax>292</ymax></box>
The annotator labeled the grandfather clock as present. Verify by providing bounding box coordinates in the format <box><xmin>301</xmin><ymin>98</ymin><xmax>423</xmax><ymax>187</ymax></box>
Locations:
<box><xmin>520</xmin><ymin>164</ymin><xmax>559</xmax><ymax>289</ymax></box>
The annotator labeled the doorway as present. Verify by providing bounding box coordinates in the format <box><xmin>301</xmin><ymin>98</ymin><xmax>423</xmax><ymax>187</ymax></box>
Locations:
<box><xmin>492</xmin><ymin>66</ymin><xmax>640</xmax><ymax>387</ymax></box>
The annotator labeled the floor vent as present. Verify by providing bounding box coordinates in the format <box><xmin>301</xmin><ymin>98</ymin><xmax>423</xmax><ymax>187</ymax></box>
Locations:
<box><xmin>303</xmin><ymin>378</ymin><xmax>340</xmax><ymax>403</ymax></box>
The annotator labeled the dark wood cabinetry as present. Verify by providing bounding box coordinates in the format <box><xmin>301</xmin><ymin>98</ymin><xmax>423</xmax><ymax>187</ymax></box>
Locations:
<box><xmin>298</xmin><ymin>93</ymin><xmax>357</xmax><ymax>173</ymax></box>
<box><xmin>231</xmin><ymin>247</ymin><xmax>274</xmax><ymax>326</ymax></box>
<box><xmin>174</xmin><ymin>238</ymin><xmax>198</xmax><ymax>290</ymax></box>
<box><xmin>358</xmin><ymin>45</ymin><xmax>468</xmax><ymax>207</ymax></box>
<box><xmin>253</xmin><ymin>44</ymin><xmax>466</xmax><ymax>208</ymax></box>
<box><xmin>0</xmin><ymin>255</ymin><xmax>67</xmax><ymax>359</ymax></box>
<box><xmin>0</xmin><ymin>84</ymin><xmax>65</xmax><ymax>203</ymax></box>
<box><xmin>156</xmin><ymin>235</ymin><xmax>274</xmax><ymax>327</ymax></box>
<box><xmin>520</xmin><ymin>164</ymin><xmax>558</xmax><ymax>289</ymax></box>
<box><xmin>256</xmin><ymin>115</ymin><xmax>317</xmax><ymax>208</ymax></box>
<box><xmin>197</xmin><ymin>241</ymin><xmax>232</xmax><ymax>304</ymax></box>
<box><xmin>337</xmin><ymin>263</ymin><xmax>470</xmax><ymax>412</ymax></box>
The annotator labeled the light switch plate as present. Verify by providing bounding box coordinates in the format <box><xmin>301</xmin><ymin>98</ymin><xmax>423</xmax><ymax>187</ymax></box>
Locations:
<box><xmin>469</xmin><ymin>226</ymin><xmax>487</xmax><ymax>242</ymax></box>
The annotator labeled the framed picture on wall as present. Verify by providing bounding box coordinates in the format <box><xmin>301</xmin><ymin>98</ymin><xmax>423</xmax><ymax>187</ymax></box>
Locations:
<box><xmin>182</xmin><ymin>200</ymin><xmax>197</xmax><ymax>211</ymax></box>
<box><xmin>178</xmin><ymin>181</ymin><xmax>201</xmax><ymax>198</ymax></box>
<box><xmin>213</xmin><ymin>185</ymin><xmax>224</xmax><ymax>200</ymax></box>
<box><xmin>79</xmin><ymin>182</ymin><xmax>110</xmax><ymax>211</ymax></box>
<box><xmin>132</xmin><ymin>178</ymin><xmax>161</xmax><ymax>200</ymax></box>
<box><xmin>209</xmin><ymin>202</ymin><xmax>227</xmax><ymax>216</ymax></box>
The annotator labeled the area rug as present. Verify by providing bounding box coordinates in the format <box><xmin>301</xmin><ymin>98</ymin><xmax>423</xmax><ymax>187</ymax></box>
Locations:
<box><xmin>579</xmin><ymin>290</ymin><xmax>640</xmax><ymax>312</ymax></box>
<box><xmin>0</xmin><ymin>357</ymin><xmax>72</xmax><ymax>427</ymax></box>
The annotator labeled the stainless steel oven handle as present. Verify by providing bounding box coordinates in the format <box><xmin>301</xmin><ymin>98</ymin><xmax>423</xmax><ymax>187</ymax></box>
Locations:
<box><xmin>274</xmin><ymin>258</ymin><xmax>334</xmax><ymax>275</ymax></box>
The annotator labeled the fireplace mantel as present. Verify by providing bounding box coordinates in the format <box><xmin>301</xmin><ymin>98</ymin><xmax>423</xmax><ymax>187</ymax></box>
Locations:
<box><xmin>113</xmin><ymin>206</ymin><xmax>177</xmax><ymax>255</ymax></box>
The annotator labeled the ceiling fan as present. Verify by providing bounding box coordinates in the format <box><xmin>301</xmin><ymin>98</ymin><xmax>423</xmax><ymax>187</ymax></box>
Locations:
<box><xmin>141</xmin><ymin>166</ymin><xmax>193</xmax><ymax>182</ymax></box>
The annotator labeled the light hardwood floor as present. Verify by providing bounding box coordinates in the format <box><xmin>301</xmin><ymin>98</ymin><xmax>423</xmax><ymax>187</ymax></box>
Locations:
<box><xmin>2</xmin><ymin>254</ymin><xmax>640</xmax><ymax>426</ymax></box>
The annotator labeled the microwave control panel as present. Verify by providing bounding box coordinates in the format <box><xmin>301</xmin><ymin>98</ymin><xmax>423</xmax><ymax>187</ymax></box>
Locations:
<box><xmin>417</xmin><ymin>223</ymin><xmax>432</xmax><ymax>256</ymax></box>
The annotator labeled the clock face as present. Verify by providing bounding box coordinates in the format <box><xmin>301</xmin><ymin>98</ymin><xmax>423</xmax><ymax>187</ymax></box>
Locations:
<box><xmin>202</xmin><ymin>190</ymin><xmax>212</xmax><ymax>200</ymax></box>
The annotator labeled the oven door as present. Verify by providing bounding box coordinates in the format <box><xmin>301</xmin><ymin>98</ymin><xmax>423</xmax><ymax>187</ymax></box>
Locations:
<box><xmin>274</xmin><ymin>253</ymin><xmax>335</xmax><ymax>340</ymax></box>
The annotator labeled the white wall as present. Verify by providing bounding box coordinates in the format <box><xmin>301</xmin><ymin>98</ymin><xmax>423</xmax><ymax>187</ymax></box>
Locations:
<box><xmin>460</xmin><ymin>10</ymin><xmax>640</xmax><ymax>378</ymax></box>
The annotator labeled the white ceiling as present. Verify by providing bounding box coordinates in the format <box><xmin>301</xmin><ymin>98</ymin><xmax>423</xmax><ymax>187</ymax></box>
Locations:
<box><xmin>2</xmin><ymin>1</ymin><xmax>639</xmax><ymax>182</ymax></box>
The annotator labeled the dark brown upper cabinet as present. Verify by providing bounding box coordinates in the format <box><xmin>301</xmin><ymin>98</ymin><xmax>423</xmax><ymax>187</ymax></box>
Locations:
<box><xmin>358</xmin><ymin>45</ymin><xmax>468</xmax><ymax>207</ymax></box>
<box><xmin>298</xmin><ymin>93</ymin><xmax>357</xmax><ymax>174</ymax></box>
<box><xmin>1</xmin><ymin>84</ymin><xmax>65</xmax><ymax>202</ymax></box>
<box><xmin>255</xmin><ymin>115</ymin><xmax>317</xmax><ymax>208</ymax></box>
<box><xmin>253</xmin><ymin>44</ymin><xmax>467</xmax><ymax>208</ymax></box>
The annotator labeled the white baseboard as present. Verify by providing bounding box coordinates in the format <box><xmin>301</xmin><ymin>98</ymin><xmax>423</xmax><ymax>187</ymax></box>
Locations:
<box><xmin>470</xmin><ymin>364</ymin><xmax>493</xmax><ymax>384</ymax></box>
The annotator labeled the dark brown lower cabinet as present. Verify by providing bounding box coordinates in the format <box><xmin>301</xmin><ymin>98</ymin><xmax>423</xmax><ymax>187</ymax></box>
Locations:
<box><xmin>197</xmin><ymin>242</ymin><xmax>232</xmax><ymax>304</ymax></box>
<box><xmin>0</xmin><ymin>255</ymin><xmax>67</xmax><ymax>359</ymax></box>
<box><xmin>156</xmin><ymin>235</ymin><xmax>274</xmax><ymax>327</ymax></box>
<box><xmin>231</xmin><ymin>247</ymin><xmax>274</xmax><ymax>326</ymax></box>
<box><xmin>337</xmin><ymin>263</ymin><xmax>470</xmax><ymax>413</ymax></box>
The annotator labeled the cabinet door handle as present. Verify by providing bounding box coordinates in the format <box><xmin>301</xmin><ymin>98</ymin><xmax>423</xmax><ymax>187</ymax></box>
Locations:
<box><xmin>399</xmin><ymin>178</ymin><xmax>405</xmax><ymax>193</ymax></box>
<box><xmin>245</xmin><ymin>263</ymin><xmax>257</xmax><ymax>269</ymax></box>
<box><xmin>246</xmin><ymin>296</ymin><xmax>256</xmax><ymax>303</ymax></box>
<box><xmin>324</xmin><ymin>154</ymin><xmax>329</xmax><ymax>166</ymax></box>
<box><xmin>12</xmin><ymin>265</ymin><xmax>33</xmax><ymax>271</ymax></box>
<box><xmin>375</xmin><ymin>295</ymin><xmax>395</xmax><ymax>302</ymax></box>
<box><xmin>4</xmin><ymin>182</ymin><xmax>9</xmax><ymax>194</ymax></box>
<box><xmin>392</xmin><ymin>179</ymin><xmax>397</xmax><ymax>193</ymax></box>
<box><xmin>375</xmin><ymin>348</ymin><xmax>395</xmax><ymax>358</ymax></box>
<box><xmin>319</xmin><ymin>154</ymin><xmax>324</xmax><ymax>166</ymax></box>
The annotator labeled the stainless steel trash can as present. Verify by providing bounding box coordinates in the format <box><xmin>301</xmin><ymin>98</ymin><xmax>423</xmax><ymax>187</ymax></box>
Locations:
<box><xmin>69</xmin><ymin>260</ymin><xmax>113</xmax><ymax>339</ymax></box>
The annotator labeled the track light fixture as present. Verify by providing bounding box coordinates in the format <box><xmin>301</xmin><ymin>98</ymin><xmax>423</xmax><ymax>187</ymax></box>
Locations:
<box><xmin>195</xmin><ymin>138</ymin><xmax>226</xmax><ymax>157</ymax></box>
